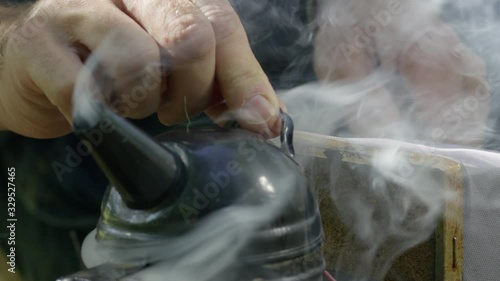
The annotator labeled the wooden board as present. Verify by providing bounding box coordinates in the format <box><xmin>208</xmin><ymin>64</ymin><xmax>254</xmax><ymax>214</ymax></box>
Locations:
<box><xmin>293</xmin><ymin>132</ymin><xmax>463</xmax><ymax>281</ymax></box>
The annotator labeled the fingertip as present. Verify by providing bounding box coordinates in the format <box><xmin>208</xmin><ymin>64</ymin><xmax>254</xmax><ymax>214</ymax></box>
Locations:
<box><xmin>156</xmin><ymin>110</ymin><xmax>176</xmax><ymax>127</ymax></box>
<box><xmin>269</xmin><ymin>114</ymin><xmax>282</xmax><ymax>137</ymax></box>
<box><xmin>238</xmin><ymin>112</ymin><xmax>281</xmax><ymax>139</ymax></box>
<box><xmin>233</xmin><ymin>92</ymin><xmax>280</xmax><ymax>135</ymax></box>
<box><xmin>278</xmin><ymin>99</ymin><xmax>289</xmax><ymax>113</ymax></box>
<box><xmin>240</xmin><ymin>94</ymin><xmax>278</xmax><ymax>125</ymax></box>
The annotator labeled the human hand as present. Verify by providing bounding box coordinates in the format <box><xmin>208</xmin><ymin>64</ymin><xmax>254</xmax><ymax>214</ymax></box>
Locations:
<box><xmin>313</xmin><ymin>0</ymin><xmax>489</xmax><ymax>146</ymax></box>
<box><xmin>0</xmin><ymin>0</ymin><xmax>281</xmax><ymax>139</ymax></box>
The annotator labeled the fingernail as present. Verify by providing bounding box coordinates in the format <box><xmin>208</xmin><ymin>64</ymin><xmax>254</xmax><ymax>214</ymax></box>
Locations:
<box><xmin>241</xmin><ymin>95</ymin><xmax>277</xmax><ymax>124</ymax></box>
<box><xmin>270</xmin><ymin>116</ymin><xmax>282</xmax><ymax>134</ymax></box>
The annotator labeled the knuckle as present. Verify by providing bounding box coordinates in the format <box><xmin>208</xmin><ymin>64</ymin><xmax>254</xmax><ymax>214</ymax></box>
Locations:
<box><xmin>164</xmin><ymin>13</ymin><xmax>214</xmax><ymax>61</ymax></box>
<box><xmin>111</xmin><ymin>44</ymin><xmax>159</xmax><ymax>79</ymax></box>
<box><xmin>201</xmin><ymin>4</ymin><xmax>241</xmax><ymax>42</ymax></box>
<box><xmin>7</xmin><ymin>19</ymin><xmax>46</xmax><ymax>54</ymax></box>
<box><xmin>127</xmin><ymin>52</ymin><xmax>157</xmax><ymax>74</ymax></box>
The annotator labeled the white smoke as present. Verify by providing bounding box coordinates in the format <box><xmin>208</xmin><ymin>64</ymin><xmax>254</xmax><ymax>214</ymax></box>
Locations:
<box><xmin>72</xmin><ymin>0</ymin><xmax>500</xmax><ymax>280</ymax></box>
<box><xmin>276</xmin><ymin>0</ymin><xmax>500</xmax><ymax>280</ymax></box>
<box><xmin>71</xmin><ymin>9</ymin><xmax>309</xmax><ymax>281</ymax></box>
<box><xmin>82</xmin><ymin>204</ymin><xmax>288</xmax><ymax>281</ymax></box>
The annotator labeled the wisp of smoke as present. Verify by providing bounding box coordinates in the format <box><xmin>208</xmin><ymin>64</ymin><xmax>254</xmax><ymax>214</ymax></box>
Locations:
<box><xmin>71</xmin><ymin>0</ymin><xmax>500</xmax><ymax>280</ymax></box>
<box><xmin>82</xmin><ymin>200</ymin><xmax>293</xmax><ymax>281</ymax></box>
<box><xmin>72</xmin><ymin>30</ymin><xmax>303</xmax><ymax>280</ymax></box>
<box><xmin>277</xmin><ymin>0</ymin><xmax>500</xmax><ymax>280</ymax></box>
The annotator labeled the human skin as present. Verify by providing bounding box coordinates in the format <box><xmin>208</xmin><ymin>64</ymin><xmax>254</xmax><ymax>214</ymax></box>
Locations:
<box><xmin>313</xmin><ymin>0</ymin><xmax>489</xmax><ymax>146</ymax></box>
<box><xmin>0</xmin><ymin>0</ymin><xmax>282</xmax><ymax>139</ymax></box>
<box><xmin>0</xmin><ymin>0</ymin><xmax>490</xmax><ymax>145</ymax></box>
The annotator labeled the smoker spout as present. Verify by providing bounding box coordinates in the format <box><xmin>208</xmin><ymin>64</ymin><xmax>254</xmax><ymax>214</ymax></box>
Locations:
<box><xmin>73</xmin><ymin>103</ymin><xmax>185</xmax><ymax>210</ymax></box>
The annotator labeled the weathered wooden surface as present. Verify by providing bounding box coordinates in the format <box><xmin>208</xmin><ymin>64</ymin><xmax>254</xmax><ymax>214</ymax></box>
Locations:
<box><xmin>294</xmin><ymin>132</ymin><xmax>463</xmax><ymax>281</ymax></box>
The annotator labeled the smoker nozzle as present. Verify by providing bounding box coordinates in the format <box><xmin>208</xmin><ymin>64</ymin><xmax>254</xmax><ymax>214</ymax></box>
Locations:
<box><xmin>73</xmin><ymin>104</ymin><xmax>185</xmax><ymax>210</ymax></box>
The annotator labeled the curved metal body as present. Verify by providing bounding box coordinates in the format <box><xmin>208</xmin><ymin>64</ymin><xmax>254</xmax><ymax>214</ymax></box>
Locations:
<box><xmin>59</xmin><ymin>109</ymin><xmax>325</xmax><ymax>281</ymax></box>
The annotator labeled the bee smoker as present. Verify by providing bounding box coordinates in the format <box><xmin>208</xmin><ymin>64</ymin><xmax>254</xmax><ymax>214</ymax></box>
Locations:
<box><xmin>57</xmin><ymin>104</ymin><xmax>325</xmax><ymax>281</ymax></box>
